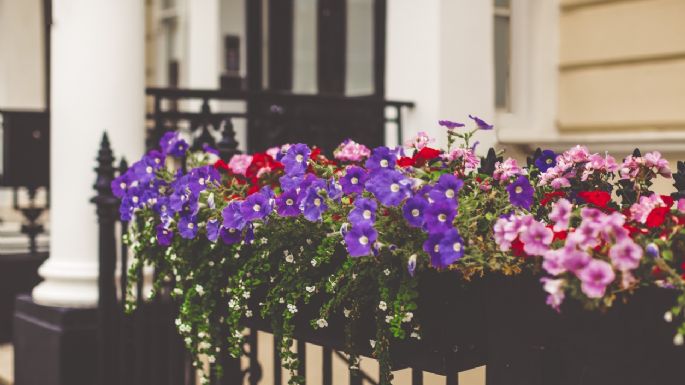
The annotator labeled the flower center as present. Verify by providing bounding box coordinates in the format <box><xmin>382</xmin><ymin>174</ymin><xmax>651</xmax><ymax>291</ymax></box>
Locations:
<box><xmin>380</xmin><ymin>159</ymin><xmax>389</xmax><ymax>168</ymax></box>
<box><xmin>515</xmin><ymin>186</ymin><xmax>523</xmax><ymax>194</ymax></box>
<box><xmin>390</xmin><ymin>183</ymin><xmax>400</xmax><ymax>193</ymax></box>
<box><xmin>359</xmin><ymin>236</ymin><xmax>369</xmax><ymax>245</ymax></box>
<box><xmin>433</xmin><ymin>244</ymin><xmax>440</xmax><ymax>253</ymax></box>
<box><xmin>411</xmin><ymin>208</ymin><xmax>420</xmax><ymax>217</ymax></box>
<box><xmin>253</xmin><ymin>204</ymin><xmax>261</xmax><ymax>212</ymax></box>
<box><xmin>546</xmin><ymin>158</ymin><xmax>553</xmax><ymax>164</ymax></box>
<box><xmin>229</xmin><ymin>228</ymin><xmax>236</xmax><ymax>233</ymax></box>
<box><xmin>296</xmin><ymin>154</ymin><xmax>304</xmax><ymax>163</ymax></box>
<box><xmin>187</xmin><ymin>223</ymin><xmax>194</xmax><ymax>229</ymax></box>
<box><xmin>199</xmin><ymin>178</ymin><xmax>205</xmax><ymax>185</ymax></box>
<box><xmin>350</xmin><ymin>177</ymin><xmax>358</xmax><ymax>185</ymax></box>
<box><xmin>445</xmin><ymin>189</ymin><xmax>455</xmax><ymax>199</ymax></box>
<box><xmin>453</xmin><ymin>242</ymin><xmax>461</xmax><ymax>252</ymax></box>
<box><xmin>286</xmin><ymin>198</ymin><xmax>294</xmax><ymax>206</ymax></box>
<box><xmin>146</xmin><ymin>166</ymin><xmax>153</xmax><ymax>174</ymax></box>
<box><xmin>120</xmin><ymin>182</ymin><xmax>126</xmax><ymax>189</ymax></box>
<box><xmin>314</xmin><ymin>198</ymin><xmax>321</xmax><ymax>207</ymax></box>
<box><xmin>438</xmin><ymin>213</ymin><xmax>447</xmax><ymax>222</ymax></box>
<box><xmin>363</xmin><ymin>210</ymin><xmax>372</xmax><ymax>219</ymax></box>
<box><xmin>132</xmin><ymin>196</ymin><xmax>139</xmax><ymax>203</ymax></box>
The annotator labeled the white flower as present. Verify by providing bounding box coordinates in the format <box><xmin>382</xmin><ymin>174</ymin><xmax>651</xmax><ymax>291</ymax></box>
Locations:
<box><xmin>245</xmin><ymin>310</ymin><xmax>253</xmax><ymax>318</ymax></box>
<box><xmin>378</xmin><ymin>301</ymin><xmax>387</xmax><ymax>311</ymax></box>
<box><xmin>228</xmin><ymin>299</ymin><xmax>237</xmax><ymax>309</ymax></box>
<box><xmin>234</xmin><ymin>330</ymin><xmax>243</xmax><ymax>338</ymax></box>
<box><xmin>208</xmin><ymin>261</ymin><xmax>214</xmax><ymax>267</ymax></box>
<box><xmin>234</xmin><ymin>253</ymin><xmax>240</xmax><ymax>259</ymax></box>
<box><xmin>195</xmin><ymin>285</ymin><xmax>205</xmax><ymax>295</ymax></box>
<box><xmin>343</xmin><ymin>308</ymin><xmax>351</xmax><ymax>318</ymax></box>
<box><xmin>383</xmin><ymin>269</ymin><xmax>391</xmax><ymax>276</ymax></box>
<box><xmin>316</xmin><ymin>318</ymin><xmax>328</xmax><ymax>328</ymax></box>
<box><xmin>410</xmin><ymin>331</ymin><xmax>421</xmax><ymax>340</ymax></box>
<box><xmin>199</xmin><ymin>341</ymin><xmax>211</xmax><ymax>350</ymax></box>
<box><xmin>175</xmin><ymin>318</ymin><xmax>182</xmax><ymax>326</ymax></box>
<box><xmin>242</xmin><ymin>291</ymin><xmax>251</xmax><ymax>299</ymax></box>
<box><xmin>285</xmin><ymin>254</ymin><xmax>295</xmax><ymax>263</ymax></box>
<box><xmin>287</xmin><ymin>304</ymin><xmax>298</xmax><ymax>314</ymax></box>
<box><xmin>402</xmin><ymin>312</ymin><xmax>414</xmax><ymax>323</ymax></box>
<box><xmin>260</xmin><ymin>237</ymin><xmax>268</xmax><ymax>245</ymax></box>
<box><xmin>311</xmin><ymin>259</ymin><xmax>318</xmax><ymax>267</ymax></box>
<box><xmin>306</xmin><ymin>238</ymin><xmax>313</xmax><ymax>245</ymax></box>
<box><xmin>208</xmin><ymin>355</ymin><xmax>216</xmax><ymax>364</ymax></box>
<box><xmin>184</xmin><ymin>337</ymin><xmax>192</xmax><ymax>345</ymax></box>
<box><xmin>306</xmin><ymin>286</ymin><xmax>316</xmax><ymax>293</ymax></box>
<box><xmin>675</xmin><ymin>334</ymin><xmax>684</xmax><ymax>346</ymax></box>
<box><xmin>279</xmin><ymin>298</ymin><xmax>285</xmax><ymax>304</ymax></box>
<box><xmin>664</xmin><ymin>311</ymin><xmax>673</xmax><ymax>323</ymax></box>
<box><xmin>369</xmin><ymin>340</ymin><xmax>376</xmax><ymax>348</ymax></box>
<box><xmin>385</xmin><ymin>315</ymin><xmax>393</xmax><ymax>323</ymax></box>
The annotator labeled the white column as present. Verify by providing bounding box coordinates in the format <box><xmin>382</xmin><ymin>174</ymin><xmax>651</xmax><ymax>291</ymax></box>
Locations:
<box><xmin>32</xmin><ymin>0</ymin><xmax>145</xmax><ymax>308</ymax></box>
<box><xmin>187</xmin><ymin>0</ymin><xmax>220</xmax><ymax>89</ymax></box>
<box><xmin>386</xmin><ymin>0</ymin><xmax>495</xmax><ymax>151</ymax></box>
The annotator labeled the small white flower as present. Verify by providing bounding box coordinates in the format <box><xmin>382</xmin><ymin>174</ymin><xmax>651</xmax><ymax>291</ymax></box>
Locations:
<box><xmin>344</xmin><ymin>308</ymin><xmax>351</xmax><ymax>318</ymax></box>
<box><xmin>402</xmin><ymin>312</ymin><xmax>414</xmax><ymax>323</ymax></box>
<box><xmin>228</xmin><ymin>299</ymin><xmax>237</xmax><ymax>309</ymax></box>
<box><xmin>234</xmin><ymin>253</ymin><xmax>240</xmax><ymax>259</ymax></box>
<box><xmin>378</xmin><ymin>301</ymin><xmax>387</xmax><ymax>311</ymax></box>
<box><xmin>195</xmin><ymin>285</ymin><xmax>205</xmax><ymax>295</ymax></box>
<box><xmin>299</xmin><ymin>246</ymin><xmax>305</xmax><ymax>253</ymax></box>
<box><xmin>383</xmin><ymin>269</ymin><xmax>391</xmax><ymax>276</ymax></box>
<box><xmin>306</xmin><ymin>286</ymin><xmax>316</xmax><ymax>293</ymax></box>
<box><xmin>208</xmin><ymin>355</ymin><xmax>216</xmax><ymax>364</ymax></box>
<box><xmin>245</xmin><ymin>310</ymin><xmax>253</xmax><ymax>318</ymax></box>
<box><xmin>306</xmin><ymin>239</ymin><xmax>313</xmax><ymax>245</ymax></box>
<box><xmin>664</xmin><ymin>311</ymin><xmax>673</xmax><ymax>323</ymax></box>
<box><xmin>286</xmin><ymin>254</ymin><xmax>295</xmax><ymax>263</ymax></box>
<box><xmin>279</xmin><ymin>298</ymin><xmax>285</xmax><ymax>304</ymax></box>
<box><xmin>352</xmin><ymin>273</ymin><xmax>357</xmax><ymax>280</ymax></box>
<box><xmin>199</xmin><ymin>341</ymin><xmax>211</xmax><ymax>350</ymax></box>
<box><xmin>242</xmin><ymin>291</ymin><xmax>251</xmax><ymax>299</ymax></box>
<box><xmin>369</xmin><ymin>340</ymin><xmax>376</xmax><ymax>348</ymax></box>
<box><xmin>316</xmin><ymin>318</ymin><xmax>328</xmax><ymax>328</ymax></box>
<box><xmin>184</xmin><ymin>337</ymin><xmax>192</xmax><ymax>345</ymax></box>
<box><xmin>287</xmin><ymin>304</ymin><xmax>298</xmax><ymax>314</ymax></box>
<box><xmin>260</xmin><ymin>237</ymin><xmax>268</xmax><ymax>245</ymax></box>
<box><xmin>234</xmin><ymin>330</ymin><xmax>243</xmax><ymax>338</ymax></box>
<box><xmin>311</xmin><ymin>259</ymin><xmax>318</xmax><ymax>267</ymax></box>
<box><xmin>385</xmin><ymin>315</ymin><xmax>393</xmax><ymax>323</ymax></box>
<box><xmin>674</xmin><ymin>334</ymin><xmax>684</xmax><ymax>346</ymax></box>
<box><xmin>175</xmin><ymin>318</ymin><xmax>182</xmax><ymax>326</ymax></box>
<box><xmin>410</xmin><ymin>331</ymin><xmax>421</xmax><ymax>340</ymax></box>
<box><xmin>208</xmin><ymin>261</ymin><xmax>214</xmax><ymax>267</ymax></box>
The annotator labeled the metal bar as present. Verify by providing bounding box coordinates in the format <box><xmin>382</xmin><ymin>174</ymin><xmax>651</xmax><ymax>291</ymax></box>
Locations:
<box><xmin>246</xmin><ymin>0</ymin><xmax>263</xmax><ymax>91</ymax></box>
<box><xmin>412</xmin><ymin>368</ymin><xmax>423</xmax><ymax>385</ymax></box>
<box><xmin>323</xmin><ymin>347</ymin><xmax>332</xmax><ymax>385</ymax></box>
<box><xmin>446</xmin><ymin>372</ymin><xmax>458</xmax><ymax>385</ymax></box>
<box><xmin>317</xmin><ymin>0</ymin><xmax>347</xmax><ymax>94</ymax></box>
<box><xmin>395</xmin><ymin>106</ymin><xmax>403</xmax><ymax>147</ymax></box>
<box><xmin>373</xmin><ymin>0</ymin><xmax>386</xmax><ymax>97</ymax></box>
<box><xmin>268</xmin><ymin>0</ymin><xmax>294</xmax><ymax>91</ymax></box>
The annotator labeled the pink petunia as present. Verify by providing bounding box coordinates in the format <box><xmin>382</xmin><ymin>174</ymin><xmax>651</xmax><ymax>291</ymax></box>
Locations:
<box><xmin>578</xmin><ymin>259</ymin><xmax>615</xmax><ymax>299</ymax></box>
<box><xmin>549</xmin><ymin>198</ymin><xmax>572</xmax><ymax>231</ymax></box>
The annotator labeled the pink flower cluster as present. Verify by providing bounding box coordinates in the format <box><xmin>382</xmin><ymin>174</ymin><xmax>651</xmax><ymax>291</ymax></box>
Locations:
<box><xmin>227</xmin><ymin>154</ymin><xmax>253</xmax><ymax>176</ymax></box>
<box><xmin>494</xmin><ymin>214</ymin><xmax>553</xmax><ymax>256</ymax></box>
<box><xmin>443</xmin><ymin>147</ymin><xmax>480</xmax><ymax>171</ymax></box>
<box><xmin>539</xmin><ymin>146</ymin><xmax>618</xmax><ymax>189</ymax></box>
<box><xmin>620</xmin><ymin>151</ymin><xmax>672</xmax><ymax>180</ymax></box>
<box><xmin>493</xmin><ymin>158</ymin><xmax>522</xmax><ymax>183</ymax></box>
<box><xmin>630</xmin><ymin>194</ymin><xmax>668</xmax><ymax>224</ymax></box>
<box><xmin>333</xmin><ymin>139</ymin><xmax>371</xmax><ymax>162</ymax></box>
<box><xmin>404</xmin><ymin>131</ymin><xmax>434</xmax><ymax>150</ymax></box>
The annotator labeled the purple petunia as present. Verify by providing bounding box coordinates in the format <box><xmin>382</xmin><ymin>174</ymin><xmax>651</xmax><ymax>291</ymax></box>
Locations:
<box><xmin>365</xmin><ymin>147</ymin><xmax>397</xmax><ymax>172</ymax></box>
<box><xmin>535</xmin><ymin>150</ymin><xmax>557</xmax><ymax>172</ymax></box>
<box><xmin>428</xmin><ymin>174</ymin><xmax>464</xmax><ymax>202</ymax></box>
<box><xmin>344</xmin><ymin>224</ymin><xmax>378</xmax><ymax>257</ymax></box>
<box><xmin>302</xmin><ymin>188</ymin><xmax>328</xmax><ymax>222</ymax></box>
<box><xmin>220</xmin><ymin>227</ymin><xmax>242</xmax><ymax>245</ymax></box>
<box><xmin>206</xmin><ymin>218</ymin><xmax>220</xmax><ymax>242</ymax></box>
<box><xmin>348</xmin><ymin>197</ymin><xmax>377</xmax><ymax>226</ymax></box>
<box><xmin>276</xmin><ymin>189</ymin><xmax>302</xmax><ymax>217</ymax></box>
<box><xmin>240</xmin><ymin>192</ymin><xmax>273</xmax><ymax>221</ymax></box>
<box><xmin>156</xmin><ymin>224</ymin><xmax>173</xmax><ymax>246</ymax></box>
<box><xmin>178</xmin><ymin>216</ymin><xmax>199</xmax><ymax>239</ymax></box>
<box><xmin>424</xmin><ymin>198</ymin><xmax>457</xmax><ymax>233</ymax></box>
<box><xmin>340</xmin><ymin>166</ymin><xmax>368</xmax><ymax>195</ymax></box>
<box><xmin>402</xmin><ymin>196</ymin><xmax>429</xmax><ymax>228</ymax></box>
<box><xmin>281</xmin><ymin>143</ymin><xmax>311</xmax><ymax>176</ymax></box>
<box><xmin>160</xmin><ymin>131</ymin><xmax>189</xmax><ymax>157</ymax></box>
<box><xmin>222</xmin><ymin>201</ymin><xmax>247</xmax><ymax>230</ymax></box>
<box><xmin>468</xmin><ymin>115</ymin><xmax>494</xmax><ymax>130</ymax></box>
<box><xmin>438</xmin><ymin>120</ymin><xmax>465</xmax><ymax>130</ymax></box>
<box><xmin>365</xmin><ymin>169</ymin><xmax>411</xmax><ymax>207</ymax></box>
<box><xmin>507</xmin><ymin>176</ymin><xmax>534</xmax><ymax>210</ymax></box>
<box><xmin>434</xmin><ymin>228</ymin><xmax>466</xmax><ymax>268</ymax></box>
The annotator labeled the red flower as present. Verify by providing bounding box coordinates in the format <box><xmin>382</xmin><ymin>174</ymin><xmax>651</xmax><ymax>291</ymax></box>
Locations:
<box><xmin>578</xmin><ymin>190</ymin><xmax>611</xmax><ymax>208</ymax></box>
<box><xmin>214</xmin><ymin>159</ymin><xmax>230</xmax><ymax>172</ymax></box>
<box><xmin>245</xmin><ymin>153</ymin><xmax>283</xmax><ymax>179</ymax></box>
<box><xmin>540</xmin><ymin>191</ymin><xmax>565</xmax><ymax>206</ymax></box>
<box><xmin>661</xmin><ymin>195</ymin><xmax>675</xmax><ymax>207</ymax></box>
<box><xmin>397</xmin><ymin>157</ymin><xmax>415</xmax><ymax>168</ymax></box>
<box><xmin>414</xmin><ymin>147</ymin><xmax>441</xmax><ymax>161</ymax></box>
<box><xmin>552</xmin><ymin>230</ymin><xmax>568</xmax><ymax>242</ymax></box>
<box><xmin>511</xmin><ymin>237</ymin><xmax>527</xmax><ymax>258</ymax></box>
<box><xmin>646</xmin><ymin>207</ymin><xmax>669</xmax><ymax>228</ymax></box>
<box><xmin>310</xmin><ymin>148</ymin><xmax>321</xmax><ymax>160</ymax></box>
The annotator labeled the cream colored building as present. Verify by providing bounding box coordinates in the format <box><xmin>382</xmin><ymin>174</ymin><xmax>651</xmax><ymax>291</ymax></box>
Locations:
<box><xmin>1</xmin><ymin>0</ymin><xmax>684</xmax><ymax>384</ymax></box>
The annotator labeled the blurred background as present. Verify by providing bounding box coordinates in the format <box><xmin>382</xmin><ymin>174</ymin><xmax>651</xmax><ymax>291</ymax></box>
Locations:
<box><xmin>0</xmin><ymin>0</ymin><xmax>684</xmax><ymax>384</ymax></box>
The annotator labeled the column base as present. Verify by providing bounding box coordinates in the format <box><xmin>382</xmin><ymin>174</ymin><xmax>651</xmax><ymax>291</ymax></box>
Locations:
<box><xmin>13</xmin><ymin>294</ymin><xmax>97</xmax><ymax>385</ymax></box>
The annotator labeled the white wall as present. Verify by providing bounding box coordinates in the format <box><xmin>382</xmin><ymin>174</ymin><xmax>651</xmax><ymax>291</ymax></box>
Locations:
<box><xmin>386</xmin><ymin>0</ymin><xmax>496</xmax><ymax>152</ymax></box>
<box><xmin>0</xmin><ymin>0</ymin><xmax>46</xmax><ymax>109</ymax></box>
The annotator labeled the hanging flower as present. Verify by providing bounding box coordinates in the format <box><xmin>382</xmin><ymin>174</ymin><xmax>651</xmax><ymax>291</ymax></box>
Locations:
<box><xmin>340</xmin><ymin>166</ymin><xmax>368</xmax><ymax>195</ymax></box>
<box><xmin>240</xmin><ymin>191</ymin><xmax>273</xmax><ymax>221</ymax></box>
<box><xmin>206</xmin><ymin>218</ymin><xmax>220</xmax><ymax>242</ymax></box>
<box><xmin>534</xmin><ymin>150</ymin><xmax>557</xmax><ymax>172</ymax></box>
<box><xmin>519</xmin><ymin>221</ymin><xmax>553</xmax><ymax>257</ymax></box>
<box><xmin>365</xmin><ymin>147</ymin><xmax>397</xmax><ymax>171</ymax></box>
<box><xmin>609</xmin><ymin>239</ymin><xmax>643</xmax><ymax>271</ymax></box>
<box><xmin>468</xmin><ymin>114</ymin><xmax>494</xmax><ymax>130</ymax></box>
<box><xmin>156</xmin><ymin>224</ymin><xmax>173</xmax><ymax>246</ymax></box>
<box><xmin>402</xmin><ymin>196</ymin><xmax>429</xmax><ymax>228</ymax></box>
<box><xmin>228</xmin><ymin>154</ymin><xmax>253</xmax><ymax>176</ymax></box>
<box><xmin>348</xmin><ymin>197</ymin><xmax>377</xmax><ymax>226</ymax></box>
<box><xmin>344</xmin><ymin>224</ymin><xmax>378</xmax><ymax>257</ymax></box>
<box><xmin>275</xmin><ymin>189</ymin><xmax>302</xmax><ymax>217</ymax></box>
<box><xmin>365</xmin><ymin>169</ymin><xmax>411</xmax><ymax>207</ymax></box>
<box><xmin>178</xmin><ymin>216</ymin><xmax>199</xmax><ymax>239</ymax></box>
<box><xmin>578</xmin><ymin>259</ymin><xmax>615</xmax><ymax>299</ymax></box>
<box><xmin>438</xmin><ymin>120</ymin><xmax>465</xmax><ymax>130</ymax></box>
<box><xmin>424</xmin><ymin>198</ymin><xmax>457</xmax><ymax>233</ymax></box>
<box><xmin>333</xmin><ymin>139</ymin><xmax>371</xmax><ymax>162</ymax></box>
<box><xmin>549</xmin><ymin>198</ymin><xmax>572</xmax><ymax>231</ymax></box>
<box><xmin>281</xmin><ymin>144</ymin><xmax>311</xmax><ymax>176</ymax></box>
<box><xmin>428</xmin><ymin>174</ymin><xmax>463</xmax><ymax>202</ymax></box>
<box><xmin>302</xmin><ymin>188</ymin><xmax>328</xmax><ymax>222</ymax></box>
<box><xmin>434</xmin><ymin>228</ymin><xmax>465</xmax><ymax>268</ymax></box>
<box><xmin>578</xmin><ymin>191</ymin><xmax>611</xmax><ymax>209</ymax></box>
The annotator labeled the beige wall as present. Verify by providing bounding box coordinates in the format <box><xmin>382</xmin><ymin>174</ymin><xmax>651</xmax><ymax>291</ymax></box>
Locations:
<box><xmin>558</xmin><ymin>0</ymin><xmax>685</xmax><ymax>132</ymax></box>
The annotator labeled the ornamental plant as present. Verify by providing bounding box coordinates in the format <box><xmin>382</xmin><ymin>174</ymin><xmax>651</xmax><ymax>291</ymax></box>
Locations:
<box><xmin>117</xmin><ymin>119</ymin><xmax>685</xmax><ymax>385</ymax></box>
